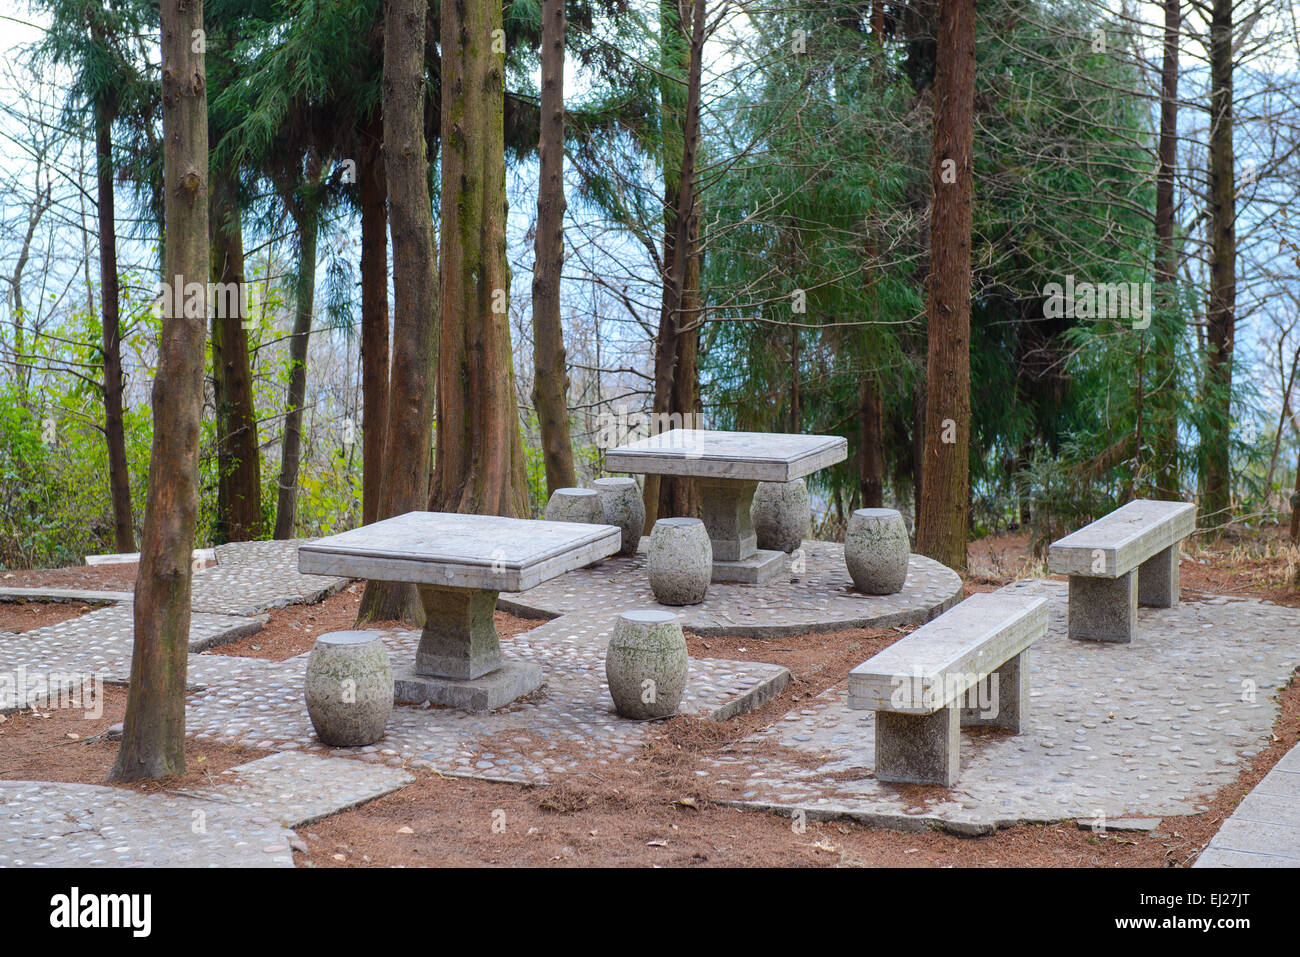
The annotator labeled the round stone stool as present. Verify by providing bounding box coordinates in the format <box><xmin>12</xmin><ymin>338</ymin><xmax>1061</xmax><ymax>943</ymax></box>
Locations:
<box><xmin>594</xmin><ymin>477</ymin><xmax>645</xmax><ymax>556</ymax></box>
<box><xmin>304</xmin><ymin>631</ymin><xmax>394</xmax><ymax>747</ymax></box>
<box><xmin>751</xmin><ymin>478</ymin><xmax>810</xmax><ymax>553</ymax></box>
<box><xmin>844</xmin><ymin>508</ymin><xmax>910</xmax><ymax>594</ymax></box>
<box><xmin>648</xmin><ymin>517</ymin><xmax>711</xmax><ymax>605</ymax></box>
<box><xmin>544</xmin><ymin>487</ymin><xmax>604</xmax><ymax>524</ymax></box>
<box><xmin>605</xmin><ymin>610</ymin><xmax>688</xmax><ymax>719</ymax></box>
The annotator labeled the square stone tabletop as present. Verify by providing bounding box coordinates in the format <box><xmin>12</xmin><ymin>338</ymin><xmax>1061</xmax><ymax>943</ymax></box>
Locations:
<box><xmin>604</xmin><ymin>429</ymin><xmax>847</xmax><ymax>483</ymax></box>
<box><xmin>298</xmin><ymin>511</ymin><xmax>621</xmax><ymax>592</ymax></box>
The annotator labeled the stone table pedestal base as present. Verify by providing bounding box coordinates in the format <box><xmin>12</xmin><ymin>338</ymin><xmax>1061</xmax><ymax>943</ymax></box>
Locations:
<box><xmin>711</xmin><ymin>549</ymin><xmax>786</xmax><ymax>584</ymax></box>
<box><xmin>697</xmin><ymin>478</ymin><xmax>786</xmax><ymax>582</ymax></box>
<box><xmin>405</xmin><ymin>583</ymin><xmax>541</xmax><ymax>711</ymax></box>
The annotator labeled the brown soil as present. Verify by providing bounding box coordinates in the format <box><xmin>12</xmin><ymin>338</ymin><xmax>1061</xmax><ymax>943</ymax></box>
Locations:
<box><xmin>0</xmin><ymin>600</ymin><xmax>98</xmax><ymax>633</ymax></box>
<box><xmin>204</xmin><ymin>584</ymin><xmax>547</xmax><ymax>661</ymax></box>
<box><xmin>0</xmin><ymin>562</ymin><xmax>138</xmax><ymax>592</ymax></box>
<box><xmin>0</xmin><ymin>685</ymin><xmax>267</xmax><ymax>791</ymax></box>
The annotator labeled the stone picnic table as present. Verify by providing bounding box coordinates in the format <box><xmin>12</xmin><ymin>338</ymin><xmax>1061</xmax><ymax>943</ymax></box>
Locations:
<box><xmin>604</xmin><ymin>428</ymin><xmax>847</xmax><ymax>583</ymax></box>
<box><xmin>298</xmin><ymin>511</ymin><xmax>621</xmax><ymax>711</ymax></box>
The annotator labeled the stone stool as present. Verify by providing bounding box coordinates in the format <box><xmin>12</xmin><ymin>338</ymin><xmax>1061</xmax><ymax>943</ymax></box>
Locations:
<box><xmin>751</xmin><ymin>478</ymin><xmax>810</xmax><ymax>553</ymax></box>
<box><xmin>648</xmin><ymin>517</ymin><xmax>711</xmax><ymax>605</ymax></box>
<box><xmin>844</xmin><ymin>508</ymin><xmax>910</xmax><ymax>594</ymax></box>
<box><xmin>304</xmin><ymin>631</ymin><xmax>394</xmax><ymax>747</ymax></box>
<box><xmin>605</xmin><ymin>610</ymin><xmax>688</xmax><ymax>719</ymax></box>
<box><xmin>544</xmin><ymin>487</ymin><xmax>604</xmax><ymax>524</ymax></box>
<box><xmin>594</xmin><ymin>477</ymin><xmax>645</xmax><ymax>556</ymax></box>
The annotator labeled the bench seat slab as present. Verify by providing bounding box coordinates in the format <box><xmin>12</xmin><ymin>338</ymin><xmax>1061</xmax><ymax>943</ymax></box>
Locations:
<box><xmin>1068</xmin><ymin>572</ymin><xmax>1137</xmax><ymax>643</ymax></box>
<box><xmin>875</xmin><ymin>706</ymin><xmax>960</xmax><ymax>786</ymax></box>
<box><xmin>847</xmin><ymin>593</ymin><xmax>1048</xmax><ymax>713</ymax></box>
<box><xmin>1047</xmin><ymin>499</ymin><xmax>1195</xmax><ymax>579</ymax></box>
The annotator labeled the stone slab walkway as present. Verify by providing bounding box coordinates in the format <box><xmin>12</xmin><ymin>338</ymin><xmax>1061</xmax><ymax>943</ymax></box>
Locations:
<box><xmin>0</xmin><ymin>780</ymin><xmax>299</xmax><ymax>867</ymax></box>
<box><xmin>695</xmin><ymin>579</ymin><xmax>1300</xmax><ymax>834</ymax></box>
<box><xmin>1194</xmin><ymin>741</ymin><xmax>1300</xmax><ymax>867</ymax></box>
<box><xmin>0</xmin><ymin>753</ymin><xmax>412</xmax><ymax>867</ymax></box>
<box><xmin>503</xmin><ymin>540</ymin><xmax>962</xmax><ymax>637</ymax></box>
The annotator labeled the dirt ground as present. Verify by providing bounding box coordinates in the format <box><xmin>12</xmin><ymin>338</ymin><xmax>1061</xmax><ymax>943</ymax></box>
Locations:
<box><xmin>3</xmin><ymin>530</ymin><xmax>1298</xmax><ymax>867</ymax></box>
<box><xmin>0</xmin><ymin>600</ymin><xmax>98</xmax><ymax>633</ymax></box>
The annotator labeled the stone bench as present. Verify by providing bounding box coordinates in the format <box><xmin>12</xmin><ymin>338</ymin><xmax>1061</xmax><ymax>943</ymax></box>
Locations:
<box><xmin>847</xmin><ymin>592</ymin><xmax>1048</xmax><ymax>786</ymax></box>
<box><xmin>1047</xmin><ymin>499</ymin><xmax>1195</xmax><ymax>643</ymax></box>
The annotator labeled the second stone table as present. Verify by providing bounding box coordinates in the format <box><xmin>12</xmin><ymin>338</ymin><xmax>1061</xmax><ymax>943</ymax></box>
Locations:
<box><xmin>604</xmin><ymin>428</ymin><xmax>847</xmax><ymax>583</ymax></box>
<box><xmin>298</xmin><ymin>511</ymin><xmax>621</xmax><ymax>711</ymax></box>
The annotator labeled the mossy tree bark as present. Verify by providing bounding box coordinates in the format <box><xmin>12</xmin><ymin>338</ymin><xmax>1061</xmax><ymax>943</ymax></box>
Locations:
<box><xmin>1151</xmin><ymin>0</ymin><xmax>1181</xmax><ymax>500</ymax></box>
<box><xmin>358</xmin><ymin>109</ymin><xmax>390</xmax><ymax>527</ymax></box>
<box><xmin>1201</xmin><ymin>0</ymin><xmax>1235</xmax><ymax>529</ymax></box>
<box><xmin>110</xmin><ymin>0</ymin><xmax>208</xmax><ymax>782</ymax></box>
<box><xmin>95</xmin><ymin>95</ymin><xmax>134</xmax><ymax>553</ymax></box>
<box><xmin>357</xmin><ymin>0</ymin><xmax>438</xmax><ymax>625</ymax></box>
<box><xmin>644</xmin><ymin>0</ymin><xmax>705</xmax><ymax>532</ymax></box>
<box><xmin>272</xmin><ymin>150</ymin><xmax>322</xmax><ymax>540</ymax></box>
<box><xmin>209</xmin><ymin>170</ymin><xmax>262</xmax><ymax>542</ymax></box>
<box><xmin>531</xmin><ymin>0</ymin><xmax>576</xmax><ymax>498</ymax></box>
<box><xmin>915</xmin><ymin>0</ymin><xmax>974</xmax><ymax>572</ymax></box>
<box><xmin>430</xmin><ymin>0</ymin><xmax>529</xmax><ymax>517</ymax></box>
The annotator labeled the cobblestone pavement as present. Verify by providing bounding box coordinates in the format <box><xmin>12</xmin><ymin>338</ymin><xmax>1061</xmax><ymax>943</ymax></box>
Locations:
<box><xmin>1195</xmin><ymin>741</ymin><xmax>1300</xmax><ymax>867</ymax></box>
<box><xmin>184</xmin><ymin>613</ymin><xmax>790</xmax><ymax>783</ymax></box>
<box><xmin>695</xmin><ymin>579</ymin><xmax>1300</xmax><ymax>834</ymax></box>
<box><xmin>503</xmin><ymin>540</ymin><xmax>962</xmax><ymax>637</ymax></box>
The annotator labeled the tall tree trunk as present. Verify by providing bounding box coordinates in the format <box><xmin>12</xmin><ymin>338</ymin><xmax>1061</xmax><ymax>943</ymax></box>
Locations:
<box><xmin>915</xmin><ymin>0</ymin><xmax>974</xmax><ymax>572</ymax></box>
<box><xmin>1201</xmin><ymin>0</ymin><xmax>1235</xmax><ymax>528</ymax></box>
<box><xmin>646</xmin><ymin>0</ymin><xmax>705</xmax><ymax>529</ymax></box>
<box><xmin>272</xmin><ymin>161</ymin><xmax>321</xmax><ymax>540</ymax></box>
<box><xmin>430</xmin><ymin>0</ymin><xmax>529</xmax><ymax>517</ymax></box>
<box><xmin>210</xmin><ymin>172</ymin><xmax>262</xmax><ymax>541</ymax></box>
<box><xmin>359</xmin><ymin>111</ymin><xmax>390</xmax><ymax>527</ymax></box>
<box><xmin>1152</xmin><ymin>0</ymin><xmax>1181</xmax><ymax>500</ymax></box>
<box><xmin>96</xmin><ymin>97</ymin><xmax>134</xmax><ymax>553</ymax></box>
<box><xmin>859</xmin><ymin>374</ymin><xmax>884</xmax><ymax>508</ymax></box>
<box><xmin>357</xmin><ymin>0</ymin><xmax>438</xmax><ymax>625</ymax></box>
<box><xmin>532</xmin><ymin>0</ymin><xmax>576</xmax><ymax>498</ymax></box>
<box><xmin>110</xmin><ymin>0</ymin><xmax>208</xmax><ymax>782</ymax></box>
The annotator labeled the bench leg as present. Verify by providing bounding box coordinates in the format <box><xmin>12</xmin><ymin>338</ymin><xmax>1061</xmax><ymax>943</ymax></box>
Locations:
<box><xmin>961</xmin><ymin>649</ymin><xmax>1028</xmax><ymax>733</ymax></box>
<box><xmin>874</xmin><ymin>706</ymin><xmax>960</xmax><ymax>786</ymax></box>
<box><xmin>1138</xmin><ymin>543</ymin><xmax>1180</xmax><ymax>608</ymax></box>
<box><xmin>1068</xmin><ymin>571</ymin><xmax>1137</xmax><ymax>643</ymax></box>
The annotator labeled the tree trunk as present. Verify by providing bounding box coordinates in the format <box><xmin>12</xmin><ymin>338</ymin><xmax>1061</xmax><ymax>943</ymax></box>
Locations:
<box><xmin>915</xmin><ymin>0</ymin><xmax>974</xmax><ymax>572</ymax></box>
<box><xmin>430</xmin><ymin>0</ymin><xmax>529</xmax><ymax>517</ymax></box>
<box><xmin>272</xmin><ymin>162</ymin><xmax>320</xmax><ymax>540</ymax></box>
<box><xmin>1151</xmin><ymin>0</ymin><xmax>1181</xmax><ymax>500</ymax></box>
<box><xmin>359</xmin><ymin>111</ymin><xmax>390</xmax><ymax>527</ymax></box>
<box><xmin>645</xmin><ymin>0</ymin><xmax>705</xmax><ymax>529</ymax></box>
<box><xmin>110</xmin><ymin>0</ymin><xmax>208</xmax><ymax>782</ymax></box>
<box><xmin>96</xmin><ymin>97</ymin><xmax>134</xmax><ymax>553</ymax></box>
<box><xmin>357</xmin><ymin>0</ymin><xmax>438</xmax><ymax>626</ymax></box>
<box><xmin>531</xmin><ymin>0</ymin><xmax>576</xmax><ymax>498</ymax></box>
<box><xmin>859</xmin><ymin>374</ymin><xmax>884</xmax><ymax>508</ymax></box>
<box><xmin>209</xmin><ymin>171</ymin><xmax>262</xmax><ymax>542</ymax></box>
<box><xmin>1201</xmin><ymin>0</ymin><xmax>1235</xmax><ymax>528</ymax></box>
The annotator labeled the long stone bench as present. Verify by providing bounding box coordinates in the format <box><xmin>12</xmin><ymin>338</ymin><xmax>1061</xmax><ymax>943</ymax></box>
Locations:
<box><xmin>847</xmin><ymin>592</ymin><xmax>1049</xmax><ymax>786</ymax></box>
<box><xmin>1047</xmin><ymin>499</ymin><xmax>1195</xmax><ymax>643</ymax></box>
